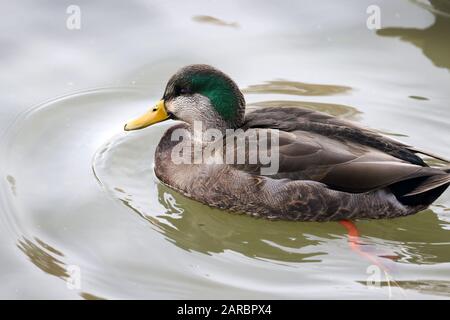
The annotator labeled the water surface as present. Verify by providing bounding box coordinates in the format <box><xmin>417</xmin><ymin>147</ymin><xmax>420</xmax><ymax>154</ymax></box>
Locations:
<box><xmin>0</xmin><ymin>0</ymin><xmax>449</xmax><ymax>299</ymax></box>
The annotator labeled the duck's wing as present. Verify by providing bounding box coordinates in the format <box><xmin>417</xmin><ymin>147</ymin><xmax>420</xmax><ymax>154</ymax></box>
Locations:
<box><xmin>232</xmin><ymin>107</ymin><xmax>450</xmax><ymax>196</ymax></box>
<box><xmin>243</xmin><ymin>107</ymin><xmax>450</xmax><ymax>165</ymax></box>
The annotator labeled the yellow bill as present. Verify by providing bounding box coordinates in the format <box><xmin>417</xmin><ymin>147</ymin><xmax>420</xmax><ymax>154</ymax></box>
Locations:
<box><xmin>124</xmin><ymin>100</ymin><xmax>169</xmax><ymax>131</ymax></box>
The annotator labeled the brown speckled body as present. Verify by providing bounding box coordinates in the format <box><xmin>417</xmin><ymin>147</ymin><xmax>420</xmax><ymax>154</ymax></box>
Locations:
<box><xmin>154</xmin><ymin>107</ymin><xmax>449</xmax><ymax>221</ymax></box>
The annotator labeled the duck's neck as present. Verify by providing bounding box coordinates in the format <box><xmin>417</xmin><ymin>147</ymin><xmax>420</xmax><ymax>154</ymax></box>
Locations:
<box><xmin>187</xmin><ymin>119</ymin><xmax>234</xmax><ymax>147</ymax></box>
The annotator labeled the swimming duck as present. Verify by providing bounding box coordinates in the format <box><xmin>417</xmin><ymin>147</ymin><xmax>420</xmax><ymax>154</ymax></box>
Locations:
<box><xmin>124</xmin><ymin>64</ymin><xmax>450</xmax><ymax>221</ymax></box>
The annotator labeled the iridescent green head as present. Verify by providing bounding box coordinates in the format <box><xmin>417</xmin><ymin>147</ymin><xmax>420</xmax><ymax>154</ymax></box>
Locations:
<box><xmin>162</xmin><ymin>64</ymin><xmax>246</xmax><ymax>129</ymax></box>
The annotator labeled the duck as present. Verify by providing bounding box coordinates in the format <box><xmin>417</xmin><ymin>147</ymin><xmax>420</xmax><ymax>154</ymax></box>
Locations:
<box><xmin>124</xmin><ymin>64</ymin><xmax>450</xmax><ymax>221</ymax></box>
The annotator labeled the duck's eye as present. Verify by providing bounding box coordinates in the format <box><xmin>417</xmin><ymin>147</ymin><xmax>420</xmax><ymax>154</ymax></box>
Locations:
<box><xmin>179</xmin><ymin>87</ymin><xmax>189</xmax><ymax>95</ymax></box>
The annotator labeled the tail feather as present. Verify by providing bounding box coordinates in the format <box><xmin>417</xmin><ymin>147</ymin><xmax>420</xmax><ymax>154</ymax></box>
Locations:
<box><xmin>403</xmin><ymin>173</ymin><xmax>450</xmax><ymax>197</ymax></box>
<box><xmin>390</xmin><ymin>170</ymin><xmax>450</xmax><ymax>207</ymax></box>
<box><xmin>406</xmin><ymin>146</ymin><xmax>450</xmax><ymax>163</ymax></box>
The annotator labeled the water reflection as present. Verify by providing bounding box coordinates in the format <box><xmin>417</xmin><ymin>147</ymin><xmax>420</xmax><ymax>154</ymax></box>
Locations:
<box><xmin>357</xmin><ymin>210</ymin><xmax>450</xmax><ymax>265</ymax></box>
<box><xmin>147</xmin><ymin>183</ymin><xmax>327</xmax><ymax>263</ymax></box>
<box><xmin>242</xmin><ymin>80</ymin><xmax>351</xmax><ymax>96</ymax></box>
<box><xmin>17</xmin><ymin>236</ymin><xmax>106</xmax><ymax>300</ymax></box>
<box><xmin>243</xmin><ymin>80</ymin><xmax>358</xmax><ymax>119</ymax></box>
<box><xmin>17</xmin><ymin>237</ymin><xmax>68</xmax><ymax>279</ymax></box>
<box><xmin>377</xmin><ymin>0</ymin><xmax>450</xmax><ymax>70</ymax></box>
<box><xmin>409</xmin><ymin>95</ymin><xmax>429</xmax><ymax>101</ymax></box>
<box><xmin>79</xmin><ymin>292</ymin><xmax>106</xmax><ymax>300</ymax></box>
<box><xmin>192</xmin><ymin>15</ymin><xmax>239</xmax><ymax>28</ymax></box>
<box><xmin>119</xmin><ymin>183</ymin><xmax>450</xmax><ymax>267</ymax></box>
<box><xmin>6</xmin><ymin>175</ymin><xmax>16</xmax><ymax>196</ymax></box>
<box><xmin>360</xmin><ymin>280</ymin><xmax>450</xmax><ymax>298</ymax></box>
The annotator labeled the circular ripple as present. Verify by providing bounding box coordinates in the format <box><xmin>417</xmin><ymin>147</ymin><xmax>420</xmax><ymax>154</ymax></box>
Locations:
<box><xmin>0</xmin><ymin>87</ymin><xmax>449</xmax><ymax>299</ymax></box>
